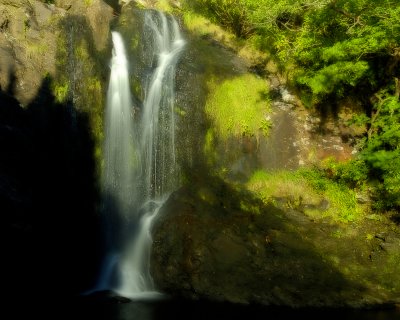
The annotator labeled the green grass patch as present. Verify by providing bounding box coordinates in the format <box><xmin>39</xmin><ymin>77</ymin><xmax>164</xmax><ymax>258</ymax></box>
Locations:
<box><xmin>53</xmin><ymin>82</ymin><xmax>69</xmax><ymax>103</ymax></box>
<box><xmin>247</xmin><ymin>169</ymin><xmax>364</xmax><ymax>223</ymax></box>
<box><xmin>183</xmin><ymin>11</ymin><xmax>235</xmax><ymax>43</ymax></box>
<box><xmin>25</xmin><ymin>42</ymin><xmax>48</xmax><ymax>58</ymax></box>
<box><xmin>157</xmin><ymin>0</ymin><xmax>176</xmax><ymax>13</ymax></box>
<box><xmin>181</xmin><ymin>10</ymin><xmax>268</xmax><ymax>67</ymax></box>
<box><xmin>205</xmin><ymin>74</ymin><xmax>270</xmax><ymax>140</ymax></box>
<box><xmin>379</xmin><ymin>253</ymin><xmax>400</xmax><ymax>292</ymax></box>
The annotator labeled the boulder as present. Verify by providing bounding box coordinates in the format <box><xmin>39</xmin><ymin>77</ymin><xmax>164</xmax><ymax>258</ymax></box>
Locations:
<box><xmin>0</xmin><ymin>0</ymin><xmax>113</xmax><ymax>105</ymax></box>
<box><xmin>151</xmin><ymin>180</ymin><xmax>400</xmax><ymax>308</ymax></box>
<box><xmin>55</xmin><ymin>0</ymin><xmax>113</xmax><ymax>51</ymax></box>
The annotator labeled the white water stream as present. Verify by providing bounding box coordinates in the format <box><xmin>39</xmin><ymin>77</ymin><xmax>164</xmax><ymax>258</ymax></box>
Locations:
<box><xmin>93</xmin><ymin>10</ymin><xmax>185</xmax><ymax>299</ymax></box>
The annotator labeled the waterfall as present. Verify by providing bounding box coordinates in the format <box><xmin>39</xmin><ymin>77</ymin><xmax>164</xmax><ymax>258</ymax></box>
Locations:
<box><xmin>140</xmin><ymin>10</ymin><xmax>186</xmax><ymax>200</ymax></box>
<box><xmin>94</xmin><ymin>10</ymin><xmax>185</xmax><ymax>299</ymax></box>
<box><xmin>103</xmin><ymin>31</ymin><xmax>137</xmax><ymax>221</ymax></box>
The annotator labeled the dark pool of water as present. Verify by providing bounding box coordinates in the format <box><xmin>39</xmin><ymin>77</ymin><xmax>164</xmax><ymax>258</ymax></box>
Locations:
<box><xmin>11</xmin><ymin>292</ymin><xmax>400</xmax><ymax>320</ymax></box>
<box><xmin>57</xmin><ymin>293</ymin><xmax>400</xmax><ymax>320</ymax></box>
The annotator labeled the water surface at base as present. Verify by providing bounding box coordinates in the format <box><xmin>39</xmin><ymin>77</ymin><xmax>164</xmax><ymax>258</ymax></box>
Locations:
<box><xmin>61</xmin><ymin>294</ymin><xmax>400</xmax><ymax>320</ymax></box>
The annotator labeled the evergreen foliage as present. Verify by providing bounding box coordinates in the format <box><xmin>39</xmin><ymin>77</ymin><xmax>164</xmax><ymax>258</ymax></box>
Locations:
<box><xmin>181</xmin><ymin>0</ymin><xmax>400</xmax><ymax>212</ymax></box>
<box><xmin>360</xmin><ymin>93</ymin><xmax>400</xmax><ymax>209</ymax></box>
<box><xmin>188</xmin><ymin>0</ymin><xmax>253</xmax><ymax>37</ymax></box>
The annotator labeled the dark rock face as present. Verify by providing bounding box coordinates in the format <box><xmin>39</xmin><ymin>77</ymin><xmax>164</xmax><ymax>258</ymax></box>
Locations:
<box><xmin>2</xmin><ymin>1</ymin><xmax>399</xmax><ymax>313</ymax></box>
<box><xmin>55</xmin><ymin>0</ymin><xmax>113</xmax><ymax>51</ymax></box>
<box><xmin>0</xmin><ymin>0</ymin><xmax>58</xmax><ymax>105</ymax></box>
<box><xmin>150</xmin><ymin>180</ymin><xmax>400</xmax><ymax>308</ymax></box>
<box><xmin>0</xmin><ymin>0</ymin><xmax>113</xmax><ymax>106</ymax></box>
<box><xmin>1</xmin><ymin>75</ymin><xmax>102</xmax><ymax>303</ymax></box>
<box><xmin>0</xmin><ymin>0</ymin><xmax>114</xmax><ymax>307</ymax></box>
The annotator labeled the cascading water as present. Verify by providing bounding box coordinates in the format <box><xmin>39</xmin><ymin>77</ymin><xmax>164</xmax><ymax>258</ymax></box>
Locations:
<box><xmin>140</xmin><ymin>11</ymin><xmax>186</xmax><ymax>200</ymax></box>
<box><xmin>103</xmin><ymin>32</ymin><xmax>137</xmax><ymax>220</ymax></box>
<box><xmin>94</xmin><ymin>10</ymin><xmax>185</xmax><ymax>299</ymax></box>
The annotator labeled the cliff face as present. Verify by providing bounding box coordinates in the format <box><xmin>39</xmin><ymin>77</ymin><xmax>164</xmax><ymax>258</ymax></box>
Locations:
<box><xmin>0</xmin><ymin>0</ymin><xmax>58</xmax><ymax>105</ymax></box>
<box><xmin>0</xmin><ymin>0</ymin><xmax>114</xmax><ymax>305</ymax></box>
<box><xmin>143</xmin><ymin>1</ymin><xmax>400</xmax><ymax>309</ymax></box>
<box><xmin>151</xmin><ymin>179</ymin><xmax>400</xmax><ymax>308</ymax></box>
<box><xmin>2</xmin><ymin>0</ymin><xmax>399</xmax><ymax>311</ymax></box>
<box><xmin>0</xmin><ymin>0</ymin><xmax>113</xmax><ymax>105</ymax></box>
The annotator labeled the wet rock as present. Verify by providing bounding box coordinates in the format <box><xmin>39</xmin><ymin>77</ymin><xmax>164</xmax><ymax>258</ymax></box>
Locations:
<box><xmin>356</xmin><ymin>192</ymin><xmax>370</xmax><ymax>204</ymax></box>
<box><xmin>279</xmin><ymin>87</ymin><xmax>296</xmax><ymax>104</ymax></box>
<box><xmin>0</xmin><ymin>0</ymin><xmax>113</xmax><ymax>105</ymax></box>
<box><xmin>55</xmin><ymin>0</ymin><xmax>113</xmax><ymax>50</ymax></box>
<box><xmin>151</xmin><ymin>182</ymin><xmax>400</xmax><ymax>308</ymax></box>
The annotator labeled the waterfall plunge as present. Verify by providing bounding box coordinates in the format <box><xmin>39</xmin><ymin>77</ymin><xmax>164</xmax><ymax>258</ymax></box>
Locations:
<box><xmin>103</xmin><ymin>31</ymin><xmax>137</xmax><ymax>221</ymax></box>
<box><xmin>141</xmin><ymin>11</ymin><xmax>186</xmax><ymax>200</ymax></box>
<box><xmin>97</xmin><ymin>10</ymin><xmax>185</xmax><ymax>299</ymax></box>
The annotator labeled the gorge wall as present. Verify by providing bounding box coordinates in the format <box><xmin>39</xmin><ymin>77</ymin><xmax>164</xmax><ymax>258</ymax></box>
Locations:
<box><xmin>1</xmin><ymin>0</ymin><xmax>400</xmax><ymax>312</ymax></box>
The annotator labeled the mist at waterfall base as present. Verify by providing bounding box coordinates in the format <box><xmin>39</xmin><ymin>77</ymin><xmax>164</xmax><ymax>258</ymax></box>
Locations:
<box><xmin>88</xmin><ymin>10</ymin><xmax>185</xmax><ymax>300</ymax></box>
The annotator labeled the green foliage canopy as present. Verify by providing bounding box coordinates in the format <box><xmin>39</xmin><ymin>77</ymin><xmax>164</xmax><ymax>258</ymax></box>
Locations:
<box><xmin>185</xmin><ymin>0</ymin><xmax>399</xmax><ymax>104</ymax></box>
<box><xmin>361</xmin><ymin>92</ymin><xmax>400</xmax><ymax>209</ymax></box>
<box><xmin>245</xmin><ymin>0</ymin><xmax>400</xmax><ymax>104</ymax></box>
<box><xmin>181</xmin><ymin>0</ymin><xmax>400</xmax><ymax>211</ymax></box>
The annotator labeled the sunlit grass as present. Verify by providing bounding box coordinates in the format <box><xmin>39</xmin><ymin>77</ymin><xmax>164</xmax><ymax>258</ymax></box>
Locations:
<box><xmin>205</xmin><ymin>74</ymin><xmax>271</xmax><ymax>140</ymax></box>
<box><xmin>182</xmin><ymin>11</ymin><xmax>236</xmax><ymax>45</ymax></box>
<box><xmin>25</xmin><ymin>42</ymin><xmax>48</xmax><ymax>59</ymax></box>
<box><xmin>247</xmin><ymin>169</ymin><xmax>365</xmax><ymax>223</ymax></box>
<box><xmin>157</xmin><ymin>0</ymin><xmax>174</xmax><ymax>12</ymax></box>
<box><xmin>53</xmin><ymin>82</ymin><xmax>69</xmax><ymax>103</ymax></box>
<box><xmin>182</xmin><ymin>10</ymin><xmax>268</xmax><ymax>67</ymax></box>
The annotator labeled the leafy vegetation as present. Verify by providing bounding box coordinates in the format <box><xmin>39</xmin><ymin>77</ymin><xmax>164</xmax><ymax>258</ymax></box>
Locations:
<box><xmin>202</xmin><ymin>74</ymin><xmax>271</xmax><ymax>174</ymax></box>
<box><xmin>247</xmin><ymin>168</ymin><xmax>364</xmax><ymax>222</ymax></box>
<box><xmin>182</xmin><ymin>0</ymin><xmax>399</xmax><ymax>105</ymax></box>
<box><xmin>54</xmin><ymin>16</ymin><xmax>109</xmax><ymax>177</ymax></box>
<box><xmin>181</xmin><ymin>9</ymin><xmax>268</xmax><ymax>68</ymax></box>
<box><xmin>187</xmin><ymin>0</ymin><xmax>253</xmax><ymax>37</ymax></box>
<box><xmin>178</xmin><ymin>0</ymin><xmax>400</xmax><ymax>213</ymax></box>
<box><xmin>53</xmin><ymin>82</ymin><xmax>69</xmax><ymax>103</ymax></box>
<box><xmin>205</xmin><ymin>74</ymin><xmax>270</xmax><ymax>139</ymax></box>
<box><xmin>359</xmin><ymin>93</ymin><xmax>400</xmax><ymax>210</ymax></box>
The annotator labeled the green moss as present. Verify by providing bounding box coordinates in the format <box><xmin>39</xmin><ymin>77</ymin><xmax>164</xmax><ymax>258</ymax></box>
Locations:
<box><xmin>130</xmin><ymin>35</ymin><xmax>139</xmax><ymax>51</ymax></box>
<box><xmin>380</xmin><ymin>253</ymin><xmax>400</xmax><ymax>291</ymax></box>
<box><xmin>183</xmin><ymin>11</ymin><xmax>232</xmax><ymax>40</ymax></box>
<box><xmin>174</xmin><ymin>106</ymin><xmax>186</xmax><ymax>117</ymax></box>
<box><xmin>331</xmin><ymin>230</ymin><xmax>343</xmax><ymax>238</ymax></box>
<box><xmin>54</xmin><ymin>17</ymin><xmax>108</xmax><ymax>182</ymax></box>
<box><xmin>53</xmin><ymin>82</ymin><xmax>69</xmax><ymax>103</ymax></box>
<box><xmin>204</xmin><ymin>129</ymin><xmax>217</xmax><ymax>165</ymax></box>
<box><xmin>260</xmin><ymin>118</ymin><xmax>272</xmax><ymax>136</ymax></box>
<box><xmin>182</xmin><ymin>10</ymin><xmax>268</xmax><ymax>65</ymax></box>
<box><xmin>25</xmin><ymin>42</ymin><xmax>48</xmax><ymax>59</ymax></box>
<box><xmin>86</xmin><ymin>76</ymin><xmax>104</xmax><ymax>142</ymax></box>
<box><xmin>205</xmin><ymin>74</ymin><xmax>270</xmax><ymax>140</ymax></box>
<box><xmin>130</xmin><ymin>77</ymin><xmax>142</xmax><ymax>102</ymax></box>
<box><xmin>74</xmin><ymin>40</ymin><xmax>90</xmax><ymax>60</ymax></box>
<box><xmin>198</xmin><ymin>187</ymin><xmax>218</xmax><ymax>206</ymax></box>
<box><xmin>240</xmin><ymin>200</ymin><xmax>260</xmax><ymax>215</ymax></box>
<box><xmin>247</xmin><ymin>170</ymin><xmax>313</xmax><ymax>206</ymax></box>
<box><xmin>326</xmin><ymin>185</ymin><xmax>360</xmax><ymax>222</ymax></box>
<box><xmin>247</xmin><ymin>168</ymin><xmax>364</xmax><ymax>223</ymax></box>
<box><xmin>365</xmin><ymin>233</ymin><xmax>374</xmax><ymax>241</ymax></box>
<box><xmin>157</xmin><ymin>0</ymin><xmax>174</xmax><ymax>12</ymax></box>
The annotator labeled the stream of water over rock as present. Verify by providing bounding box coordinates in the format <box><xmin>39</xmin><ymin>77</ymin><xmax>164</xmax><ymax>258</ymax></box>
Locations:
<box><xmin>92</xmin><ymin>9</ymin><xmax>185</xmax><ymax>299</ymax></box>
